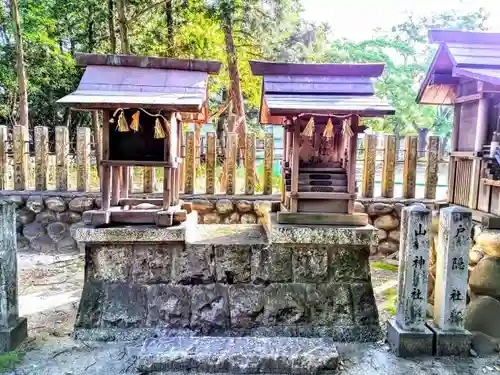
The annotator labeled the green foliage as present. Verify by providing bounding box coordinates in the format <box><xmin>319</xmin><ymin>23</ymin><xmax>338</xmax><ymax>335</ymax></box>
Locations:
<box><xmin>371</xmin><ymin>261</ymin><xmax>398</xmax><ymax>272</ymax></box>
<box><xmin>0</xmin><ymin>351</ymin><xmax>24</xmax><ymax>372</ymax></box>
<box><xmin>382</xmin><ymin>286</ymin><xmax>398</xmax><ymax>316</ymax></box>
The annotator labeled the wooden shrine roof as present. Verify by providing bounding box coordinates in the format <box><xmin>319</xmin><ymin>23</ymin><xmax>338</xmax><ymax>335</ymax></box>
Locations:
<box><xmin>57</xmin><ymin>53</ymin><xmax>222</xmax><ymax>121</ymax></box>
<box><xmin>417</xmin><ymin>30</ymin><xmax>500</xmax><ymax>105</ymax></box>
<box><xmin>250</xmin><ymin>61</ymin><xmax>394</xmax><ymax>124</ymax></box>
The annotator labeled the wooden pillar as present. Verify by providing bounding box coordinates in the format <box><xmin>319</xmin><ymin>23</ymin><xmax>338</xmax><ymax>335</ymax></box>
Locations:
<box><xmin>76</xmin><ymin>127</ymin><xmax>91</xmax><ymax>192</ymax></box>
<box><xmin>163</xmin><ymin>168</ymin><xmax>171</xmax><ymax>209</ymax></box>
<box><xmin>226</xmin><ymin>133</ymin><xmax>238</xmax><ymax>195</ymax></box>
<box><xmin>478</xmin><ymin>160</ymin><xmax>492</xmax><ymax>212</ymax></box>
<box><xmin>55</xmin><ymin>126</ymin><xmax>69</xmax><ymax>191</ymax></box>
<box><xmin>185</xmin><ymin>131</ymin><xmax>195</xmax><ymax>194</ymax></box>
<box><xmin>111</xmin><ymin>166</ymin><xmax>121</xmax><ymax>205</ymax></box>
<box><xmin>143</xmin><ymin>167</ymin><xmax>154</xmax><ymax>193</ymax></box>
<box><xmin>424</xmin><ymin>136</ymin><xmax>440</xmax><ymax>200</ymax></box>
<box><xmin>290</xmin><ymin>122</ymin><xmax>300</xmax><ymax>212</ymax></box>
<box><xmin>34</xmin><ymin>126</ymin><xmax>48</xmax><ymax>191</ymax></box>
<box><xmin>346</xmin><ymin>126</ymin><xmax>358</xmax><ymax>213</ymax></box>
<box><xmin>121</xmin><ymin>166</ymin><xmax>130</xmax><ymax>199</ymax></box>
<box><xmin>245</xmin><ymin>133</ymin><xmax>256</xmax><ymax>195</ymax></box>
<box><xmin>206</xmin><ymin>132</ymin><xmax>216</xmax><ymax>195</ymax></box>
<box><xmin>102</xmin><ymin>111</ymin><xmax>112</xmax><ymax>210</ymax></box>
<box><xmin>174</xmin><ymin>118</ymin><xmax>183</xmax><ymax>205</ymax></box>
<box><xmin>361</xmin><ymin>134</ymin><xmax>376</xmax><ymax>198</ymax></box>
<box><xmin>402</xmin><ymin>135</ymin><xmax>418</xmax><ymax>199</ymax></box>
<box><xmin>469</xmin><ymin>97</ymin><xmax>489</xmax><ymax>209</ymax></box>
<box><xmin>281</xmin><ymin>127</ymin><xmax>288</xmax><ymax>204</ymax></box>
<box><xmin>13</xmin><ymin>125</ymin><xmax>28</xmax><ymax>191</ymax></box>
<box><xmin>448</xmin><ymin>105</ymin><xmax>460</xmax><ymax>204</ymax></box>
<box><xmin>0</xmin><ymin>126</ymin><xmax>8</xmax><ymax>189</ymax></box>
<box><xmin>263</xmin><ymin>132</ymin><xmax>273</xmax><ymax>195</ymax></box>
<box><xmin>381</xmin><ymin>134</ymin><xmax>396</xmax><ymax>198</ymax></box>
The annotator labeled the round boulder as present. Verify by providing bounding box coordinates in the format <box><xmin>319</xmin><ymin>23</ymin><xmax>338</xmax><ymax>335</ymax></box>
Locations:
<box><xmin>6</xmin><ymin>195</ymin><xmax>25</xmax><ymax>207</ymax></box>
<box><xmin>23</xmin><ymin>221</ymin><xmax>46</xmax><ymax>241</ymax></box>
<box><xmin>68</xmin><ymin>197</ymin><xmax>94</xmax><ymax>213</ymax></box>
<box><xmin>215</xmin><ymin>199</ymin><xmax>234</xmax><ymax>215</ymax></box>
<box><xmin>56</xmin><ymin>235</ymin><xmax>78</xmax><ymax>253</ymax></box>
<box><xmin>469</xmin><ymin>257</ymin><xmax>500</xmax><ymax>299</ymax></box>
<box><xmin>56</xmin><ymin>211</ymin><xmax>82</xmax><ymax>224</ymax></box>
<box><xmin>191</xmin><ymin>199</ymin><xmax>214</xmax><ymax>214</ymax></box>
<box><xmin>26</xmin><ymin>195</ymin><xmax>44</xmax><ymax>213</ymax></box>
<box><xmin>30</xmin><ymin>234</ymin><xmax>57</xmax><ymax>253</ymax></box>
<box><xmin>377</xmin><ymin>229</ymin><xmax>387</xmax><ymax>241</ymax></box>
<box><xmin>35</xmin><ymin>210</ymin><xmax>57</xmax><ymax>225</ymax></box>
<box><xmin>465</xmin><ymin>296</ymin><xmax>500</xmax><ymax>338</ymax></box>
<box><xmin>469</xmin><ymin>247</ymin><xmax>485</xmax><ymax>266</ymax></box>
<box><xmin>254</xmin><ymin>201</ymin><xmax>272</xmax><ymax>217</ymax></box>
<box><xmin>44</xmin><ymin>197</ymin><xmax>67</xmax><ymax>212</ymax></box>
<box><xmin>236</xmin><ymin>200</ymin><xmax>253</xmax><ymax>213</ymax></box>
<box><xmin>367</xmin><ymin>202</ymin><xmax>393</xmax><ymax>216</ymax></box>
<box><xmin>374</xmin><ymin>215</ymin><xmax>399</xmax><ymax>231</ymax></box>
<box><xmin>472</xmin><ymin>224</ymin><xmax>483</xmax><ymax>244</ymax></box>
<box><xmin>223</xmin><ymin>212</ymin><xmax>240</xmax><ymax>224</ymax></box>
<box><xmin>47</xmin><ymin>222</ymin><xmax>69</xmax><ymax>242</ymax></box>
<box><xmin>470</xmin><ymin>331</ymin><xmax>500</xmax><ymax>356</ymax></box>
<box><xmin>388</xmin><ymin>230</ymin><xmax>400</xmax><ymax>242</ymax></box>
<box><xmin>16</xmin><ymin>207</ymin><xmax>35</xmax><ymax>226</ymax></box>
<box><xmin>394</xmin><ymin>203</ymin><xmax>405</xmax><ymax>218</ymax></box>
<box><xmin>203</xmin><ymin>212</ymin><xmax>220</xmax><ymax>224</ymax></box>
<box><xmin>378</xmin><ymin>240</ymin><xmax>398</xmax><ymax>255</ymax></box>
<box><xmin>241</xmin><ymin>213</ymin><xmax>257</xmax><ymax>224</ymax></box>
<box><xmin>475</xmin><ymin>230</ymin><xmax>500</xmax><ymax>257</ymax></box>
<box><xmin>354</xmin><ymin>201</ymin><xmax>365</xmax><ymax>213</ymax></box>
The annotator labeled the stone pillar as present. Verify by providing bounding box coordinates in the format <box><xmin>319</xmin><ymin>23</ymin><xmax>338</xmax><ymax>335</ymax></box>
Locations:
<box><xmin>387</xmin><ymin>205</ymin><xmax>433</xmax><ymax>357</ymax></box>
<box><xmin>0</xmin><ymin>201</ymin><xmax>27</xmax><ymax>352</ymax></box>
<box><xmin>427</xmin><ymin>206</ymin><xmax>472</xmax><ymax>356</ymax></box>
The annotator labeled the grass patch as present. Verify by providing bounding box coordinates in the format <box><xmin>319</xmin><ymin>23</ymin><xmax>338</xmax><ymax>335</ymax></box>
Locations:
<box><xmin>381</xmin><ymin>287</ymin><xmax>398</xmax><ymax>316</ymax></box>
<box><xmin>371</xmin><ymin>261</ymin><xmax>398</xmax><ymax>272</ymax></box>
<box><xmin>0</xmin><ymin>351</ymin><xmax>24</xmax><ymax>372</ymax></box>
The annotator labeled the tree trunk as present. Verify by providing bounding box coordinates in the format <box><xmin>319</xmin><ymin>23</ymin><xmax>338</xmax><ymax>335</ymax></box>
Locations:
<box><xmin>417</xmin><ymin>128</ymin><xmax>428</xmax><ymax>158</ymax></box>
<box><xmin>165</xmin><ymin>0</ymin><xmax>174</xmax><ymax>55</ymax></box>
<box><xmin>88</xmin><ymin>6</ymin><xmax>95</xmax><ymax>53</ymax></box>
<box><xmin>116</xmin><ymin>0</ymin><xmax>130</xmax><ymax>54</ymax></box>
<box><xmin>108</xmin><ymin>0</ymin><xmax>117</xmax><ymax>53</ymax></box>
<box><xmin>221</xmin><ymin>2</ymin><xmax>246</xmax><ymax>151</ymax></box>
<box><xmin>11</xmin><ymin>0</ymin><xmax>29</xmax><ymax>128</ymax></box>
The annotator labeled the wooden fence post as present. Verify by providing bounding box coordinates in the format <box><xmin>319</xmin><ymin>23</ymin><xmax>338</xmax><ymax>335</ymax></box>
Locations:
<box><xmin>361</xmin><ymin>134</ymin><xmax>377</xmax><ymax>198</ymax></box>
<box><xmin>381</xmin><ymin>134</ymin><xmax>396</xmax><ymax>198</ymax></box>
<box><xmin>403</xmin><ymin>135</ymin><xmax>418</xmax><ymax>199</ymax></box>
<box><xmin>13</xmin><ymin>125</ymin><xmax>28</xmax><ymax>191</ymax></box>
<box><xmin>206</xmin><ymin>132</ymin><xmax>216</xmax><ymax>194</ymax></box>
<box><xmin>0</xmin><ymin>126</ymin><xmax>8</xmax><ymax>189</ymax></box>
<box><xmin>226</xmin><ymin>133</ymin><xmax>238</xmax><ymax>195</ymax></box>
<box><xmin>34</xmin><ymin>126</ymin><xmax>49</xmax><ymax>191</ymax></box>
<box><xmin>185</xmin><ymin>132</ymin><xmax>195</xmax><ymax>194</ymax></box>
<box><xmin>143</xmin><ymin>167</ymin><xmax>154</xmax><ymax>193</ymax></box>
<box><xmin>195</xmin><ymin>123</ymin><xmax>201</xmax><ymax>170</ymax></box>
<box><xmin>263</xmin><ymin>132</ymin><xmax>274</xmax><ymax>195</ymax></box>
<box><xmin>76</xmin><ymin>127</ymin><xmax>91</xmax><ymax>192</ymax></box>
<box><xmin>245</xmin><ymin>133</ymin><xmax>256</xmax><ymax>195</ymax></box>
<box><xmin>424</xmin><ymin>136</ymin><xmax>440</xmax><ymax>200</ymax></box>
<box><xmin>55</xmin><ymin>126</ymin><xmax>69</xmax><ymax>191</ymax></box>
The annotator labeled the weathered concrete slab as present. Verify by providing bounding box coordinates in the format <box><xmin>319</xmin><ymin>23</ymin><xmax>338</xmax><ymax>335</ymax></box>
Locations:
<box><xmin>186</xmin><ymin>224</ymin><xmax>268</xmax><ymax>245</ymax></box>
<box><xmin>387</xmin><ymin>319</ymin><xmax>433</xmax><ymax>357</ymax></box>
<box><xmin>136</xmin><ymin>336</ymin><xmax>338</xmax><ymax>374</ymax></box>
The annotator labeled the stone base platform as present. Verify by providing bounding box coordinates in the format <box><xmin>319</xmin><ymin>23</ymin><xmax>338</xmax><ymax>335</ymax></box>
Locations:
<box><xmin>387</xmin><ymin>319</ymin><xmax>434</xmax><ymax>357</ymax></box>
<box><xmin>426</xmin><ymin>322</ymin><xmax>472</xmax><ymax>357</ymax></box>
<box><xmin>136</xmin><ymin>336</ymin><xmax>339</xmax><ymax>374</ymax></box>
<box><xmin>277</xmin><ymin>212</ymin><xmax>369</xmax><ymax>226</ymax></box>
<box><xmin>0</xmin><ymin>318</ymin><xmax>27</xmax><ymax>353</ymax></box>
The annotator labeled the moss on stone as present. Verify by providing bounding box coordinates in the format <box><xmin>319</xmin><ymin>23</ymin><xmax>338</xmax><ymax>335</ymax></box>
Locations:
<box><xmin>0</xmin><ymin>351</ymin><xmax>23</xmax><ymax>372</ymax></box>
<box><xmin>371</xmin><ymin>261</ymin><xmax>398</xmax><ymax>272</ymax></box>
<box><xmin>382</xmin><ymin>287</ymin><xmax>397</xmax><ymax>316</ymax></box>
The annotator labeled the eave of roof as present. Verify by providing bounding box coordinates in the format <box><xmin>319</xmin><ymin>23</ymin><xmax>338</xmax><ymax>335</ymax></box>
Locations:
<box><xmin>250</xmin><ymin>60</ymin><xmax>385</xmax><ymax>77</ymax></box>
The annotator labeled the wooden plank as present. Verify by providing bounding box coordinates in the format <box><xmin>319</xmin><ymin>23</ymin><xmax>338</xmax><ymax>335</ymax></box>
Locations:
<box><xmin>468</xmin><ymin>159</ymin><xmax>481</xmax><ymax>209</ymax></box>
<box><xmin>143</xmin><ymin>167</ymin><xmax>154</xmax><ymax>193</ymax></box>
<box><xmin>13</xmin><ymin>125</ymin><xmax>28</xmax><ymax>190</ymax></box>
<box><xmin>290</xmin><ymin>123</ymin><xmax>300</xmax><ymax>212</ymax></box>
<box><xmin>76</xmin><ymin>127</ymin><xmax>91</xmax><ymax>192</ymax></box>
<box><xmin>34</xmin><ymin>126</ymin><xmax>49</xmax><ymax>191</ymax></box>
<box><xmin>263</xmin><ymin>132</ymin><xmax>274</xmax><ymax>195</ymax></box>
<box><xmin>482</xmin><ymin>178</ymin><xmax>500</xmax><ymax>187</ymax></box>
<box><xmin>163</xmin><ymin>167</ymin><xmax>171</xmax><ymax>209</ymax></box>
<box><xmin>121</xmin><ymin>166</ymin><xmax>130</xmax><ymax>198</ymax></box>
<box><xmin>449</xmin><ymin>151</ymin><xmax>476</xmax><ymax>158</ymax></box>
<box><xmin>346</xmin><ymin>131</ymin><xmax>358</xmax><ymax>213</ymax></box>
<box><xmin>0</xmin><ymin>126</ymin><xmax>8</xmax><ymax>189</ymax></box>
<box><xmin>448</xmin><ymin>157</ymin><xmax>456</xmax><ymax>204</ymax></box>
<box><xmin>102</xmin><ymin>166</ymin><xmax>112</xmax><ymax>210</ymax></box>
<box><xmin>424</xmin><ymin>136</ymin><xmax>440</xmax><ymax>199</ymax></box>
<box><xmin>206</xmin><ymin>132</ymin><xmax>216</xmax><ymax>194</ymax></box>
<box><xmin>277</xmin><ymin>212</ymin><xmax>368</xmax><ymax>226</ymax></box>
<box><xmin>111</xmin><ymin>166</ymin><xmax>121</xmax><ymax>205</ymax></box>
<box><xmin>361</xmin><ymin>134</ymin><xmax>376</xmax><ymax>198</ymax></box>
<box><xmin>381</xmin><ymin>134</ymin><xmax>396</xmax><ymax>198</ymax></box>
<box><xmin>454</xmin><ymin>93</ymin><xmax>482</xmax><ymax>104</ymax></box>
<box><xmin>245</xmin><ymin>133</ymin><xmax>256</xmax><ymax>195</ymax></box>
<box><xmin>184</xmin><ymin>131</ymin><xmax>195</xmax><ymax>194</ymax></box>
<box><xmin>286</xmin><ymin>191</ymin><xmax>355</xmax><ymax>200</ymax></box>
<box><xmin>194</xmin><ymin>123</ymin><xmax>201</xmax><ymax>170</ymax></box>
<box><xmin>477</xmin><ymin>161</ymin><xmax>492</xmax><ymax>212</ymax></box>
<box><xmin>402</xmin><ymin>135</ymin><xmax>418</xmax><ymax>199</ymax></box>
<box><xmin>55</xmin><ymin>126</ymin><xmax>69</xmax><ymax>191</ymax></box>
<box><xmin>226</xmin><ymin>132</ymin><xmax>238</xmax><ymax>195</ymax></box>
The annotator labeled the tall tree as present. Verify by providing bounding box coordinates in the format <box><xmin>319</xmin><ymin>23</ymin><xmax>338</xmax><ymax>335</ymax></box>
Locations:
<box><xmin>108</xmin><ymin>0</ymin><xmax>117</xmax><ymax>53</ymax></box>
<box><xmin>10</xmin><ymin>0</ymin><xmax>28</xmax><ymax>128</ymax></box>
<box><xmin>116</xmin><ymin>0</ymin><xmax>130</xmax><ymax>54</ymax></box>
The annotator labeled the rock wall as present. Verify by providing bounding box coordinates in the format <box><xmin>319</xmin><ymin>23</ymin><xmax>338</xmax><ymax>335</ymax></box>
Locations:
<box><xmin>1</xmin><ymin>192</ymin><xmax>434</xmax><ymax>257</ymax></box>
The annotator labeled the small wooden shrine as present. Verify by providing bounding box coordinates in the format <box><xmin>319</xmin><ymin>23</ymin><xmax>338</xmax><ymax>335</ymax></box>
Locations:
<box><xmin>417</xmin><ymin>30</ymin><xmax>500</xmax><ymax>221</ymax></box>
<box><xmin>58</xmin><ymin>53</ymin><xmax>222</xmax><ymax>226</ymax></box>
<box><xmin>250</xmin><ymin>61</ymin><xmax>394</xmax><ymax>225</ymax></box>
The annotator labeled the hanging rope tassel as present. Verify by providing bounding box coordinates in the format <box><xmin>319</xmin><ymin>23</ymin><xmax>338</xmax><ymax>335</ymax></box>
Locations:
<box><xmin>130</xmin><ymin>111</ymin><xmax>140</xmax><ymax>132</ymax></box>
<box><xmin>342</xmin><ymin>117</ymin><xmax>354</xmax><ymax>138</ymax></box>
<box><xmin>323</xmin><ymin>118</ymin><xmax>335</xmax><ymax>140</ymax></box>
<box><xmin>154</xmin><ymin>118</ymin><xmax>166</xmax><ymax>139</ymax></box>
<box><xmin>301</xmin><ymin>117</ymin><xmax>315</xmax><ymax>138</ymax></box>
<box><xmin>116</xmin><ymin>110</ymin><xmax>129</xmax><ymax>132</ymax></box>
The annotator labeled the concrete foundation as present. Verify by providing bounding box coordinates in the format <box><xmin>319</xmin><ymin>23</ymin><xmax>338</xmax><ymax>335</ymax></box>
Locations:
<box><xmin>426</xmin><ymin>322</ymin><xmax>472</xmax><ymax>357</ymax></box>
<box><xmin>72</xmin><ymin>212</ymin><xmax>380</xmax><ymax>342</ymax></box>
<box><xmin>0</xmin><ymin>318</ymin><xmax>27</xmax><ymax>353</ymax></box>
<box><xmin>387</xmin><ymin>319</ymin><xmax>434</xmax><ymax>357</ymax></box>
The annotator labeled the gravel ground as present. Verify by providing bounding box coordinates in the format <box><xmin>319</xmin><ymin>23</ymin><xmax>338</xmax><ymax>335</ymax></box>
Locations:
<box><xmin>4</xmin><ymin>252</ymin><xmax>498</xmax><ymax>375</ymax></box>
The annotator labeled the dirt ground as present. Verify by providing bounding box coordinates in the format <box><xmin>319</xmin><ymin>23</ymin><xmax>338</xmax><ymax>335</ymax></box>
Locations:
<box><xmin>5</xmin><ymin>251</ymin><xmax>499</xmax><ymax>375</ymax></box>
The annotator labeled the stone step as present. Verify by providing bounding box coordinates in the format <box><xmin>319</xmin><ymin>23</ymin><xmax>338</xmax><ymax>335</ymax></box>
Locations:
<box><xmin>285</xmin><ymin>179</ymin><xmax>347</xmax><ymax>187</ymax></box>
<box><xmin>285</xmin><ymin>185</ymin><xmax>348</xmax><ymax>193</ymax></box>
<box><xmin>136</xmin><ymin>336</ymin><xmax>339</xmax><ymax>374</ymax></box>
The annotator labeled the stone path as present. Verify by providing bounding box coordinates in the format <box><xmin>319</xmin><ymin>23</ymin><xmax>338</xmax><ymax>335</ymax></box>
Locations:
<box><xmin>6</xmin><ymin>252</ymin><xmax>500</xmax><ymax>374</ymax></box>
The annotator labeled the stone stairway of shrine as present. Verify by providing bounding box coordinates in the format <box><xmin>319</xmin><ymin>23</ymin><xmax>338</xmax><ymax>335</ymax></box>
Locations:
<box><xmin>284</xmin><ymin>161</ymin><xmax>348</xmax><ymax>193</ymax></box>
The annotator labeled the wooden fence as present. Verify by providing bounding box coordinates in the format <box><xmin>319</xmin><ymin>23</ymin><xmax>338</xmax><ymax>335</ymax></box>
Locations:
<box><xmin>0</xmin><ymin>125</ymin><xmax>444</xmax><ymax>200</ymax></box>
